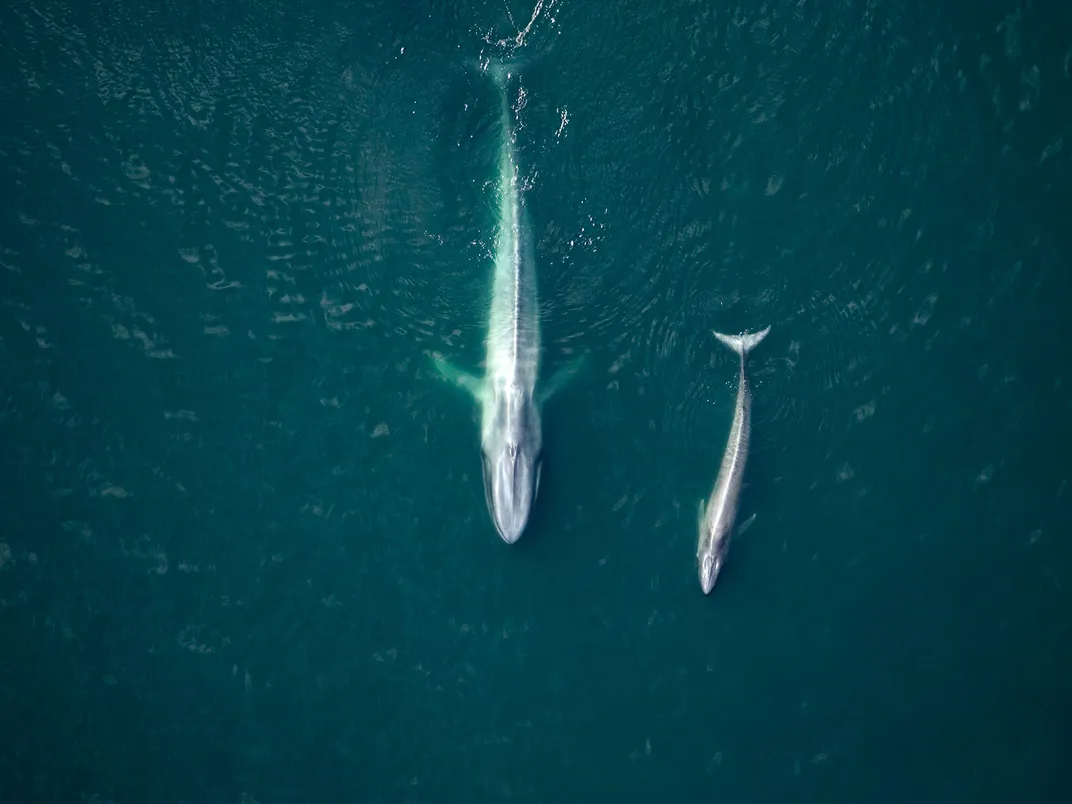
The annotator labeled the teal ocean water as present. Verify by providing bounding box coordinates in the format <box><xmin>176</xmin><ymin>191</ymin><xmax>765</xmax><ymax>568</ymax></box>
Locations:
<box><xmin>2</xmin><ymin>0</ymin><xmax>1070</xmax><ymax>802</ymax></box>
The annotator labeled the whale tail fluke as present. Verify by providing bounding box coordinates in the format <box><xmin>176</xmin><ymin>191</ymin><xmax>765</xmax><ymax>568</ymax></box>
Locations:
<box><xmin>713</xmin><ymin>326</ymin><xmax>771</xmax><ymax>363</ymax></box>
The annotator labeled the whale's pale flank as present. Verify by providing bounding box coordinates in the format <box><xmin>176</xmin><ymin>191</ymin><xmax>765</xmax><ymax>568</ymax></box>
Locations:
<box><xmin>697</xmin><ymin>325</ymin><xmax>771</xmax><ymax>593</ymax></box>
<box><xmin>431</xmin><ymin>60</ymin><xmax>578</xmax><ymax>544</ymax></box>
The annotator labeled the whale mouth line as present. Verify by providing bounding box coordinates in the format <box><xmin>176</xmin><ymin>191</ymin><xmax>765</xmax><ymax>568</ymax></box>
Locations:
<box><xmin>481</xmin><ymin>451</ymin><xmax>495</xmax><ymax>521</ymax></box>
<box><xmin>480</xmin><ymin>433</ymin><xmax>541</xmax><ymax>544</ymax></box>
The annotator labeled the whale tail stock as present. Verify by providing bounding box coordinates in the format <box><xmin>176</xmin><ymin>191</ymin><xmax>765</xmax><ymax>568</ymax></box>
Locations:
<box><xmin>461</xmin><ymin>52</ymin><xmax>529</xmax><ymax>88</ymax></box>
<box><xmin>486</xmin><ymin>57</ymin><xmax>525</xmax><ymax>88</ymax></box>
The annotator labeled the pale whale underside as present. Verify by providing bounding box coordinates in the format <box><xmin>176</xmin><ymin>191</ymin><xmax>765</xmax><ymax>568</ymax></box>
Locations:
<box><xmin>430</xmin><ymin>60</ymin><xmax>581</xmax><ymax>544</ymax></box>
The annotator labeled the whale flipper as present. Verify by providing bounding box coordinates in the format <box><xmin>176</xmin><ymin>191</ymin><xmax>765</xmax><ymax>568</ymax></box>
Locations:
<box><xmin>538</xmin><ymin>355</ymin><xmax>585</xmax><ymax>406</ymax></box>
<box><xmin>736</xmin><ymin>512</ymin><xmax>757</xmax><ymax>537</ymax></box>
<box><xmin>430</xmin><ymin>353</ymin><xmax>484</xmax><ymax>401</ymax></box>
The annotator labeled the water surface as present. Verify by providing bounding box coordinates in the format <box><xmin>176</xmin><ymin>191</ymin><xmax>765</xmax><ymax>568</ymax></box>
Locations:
<box><xmin>1</xmin><ymin>1</ymin><xmax>1070</xmax><ymax>802</ymax></box>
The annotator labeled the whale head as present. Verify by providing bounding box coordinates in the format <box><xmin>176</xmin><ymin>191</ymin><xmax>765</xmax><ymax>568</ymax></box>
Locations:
<box><xmin>699</xmin><ymin>553</ymin><xmax>723</xmax><ymax>595</ymax></box>
<box><xmin>482</xmin><ymin>438</ymin><xmax>542</xmax><ymax>544</ymax></box>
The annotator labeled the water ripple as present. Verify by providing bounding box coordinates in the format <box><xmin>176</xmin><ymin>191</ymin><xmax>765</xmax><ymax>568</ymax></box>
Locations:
<box><xmin>521</xmin><ymin>0</ymin><xmax>1048</xmax><ymax>459</ymax></box>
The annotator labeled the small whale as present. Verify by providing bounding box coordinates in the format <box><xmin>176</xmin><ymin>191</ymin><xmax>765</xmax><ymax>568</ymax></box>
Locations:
<box><xmin>697</xmin><ymin>325</ymin><xmax>771</xmax><ymax>594</ymax></box>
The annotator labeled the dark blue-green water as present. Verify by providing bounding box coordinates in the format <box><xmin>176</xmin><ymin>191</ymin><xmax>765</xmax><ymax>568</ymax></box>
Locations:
<box><xmin>2</xmin><ymin>0</ymin><xmax>1070</xmax><ymax>802</ymax></box>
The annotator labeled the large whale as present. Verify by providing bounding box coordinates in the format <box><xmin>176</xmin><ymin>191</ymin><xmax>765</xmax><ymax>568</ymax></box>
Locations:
<box><xmin>697</xmin><ymin>325</ymin><xmax>771</xmax><ymax>593</ymax></box>
<box><xmin>431</xmin><ymin>60</ymin><xmax>576</xmax><ymax>544</ymax></box>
